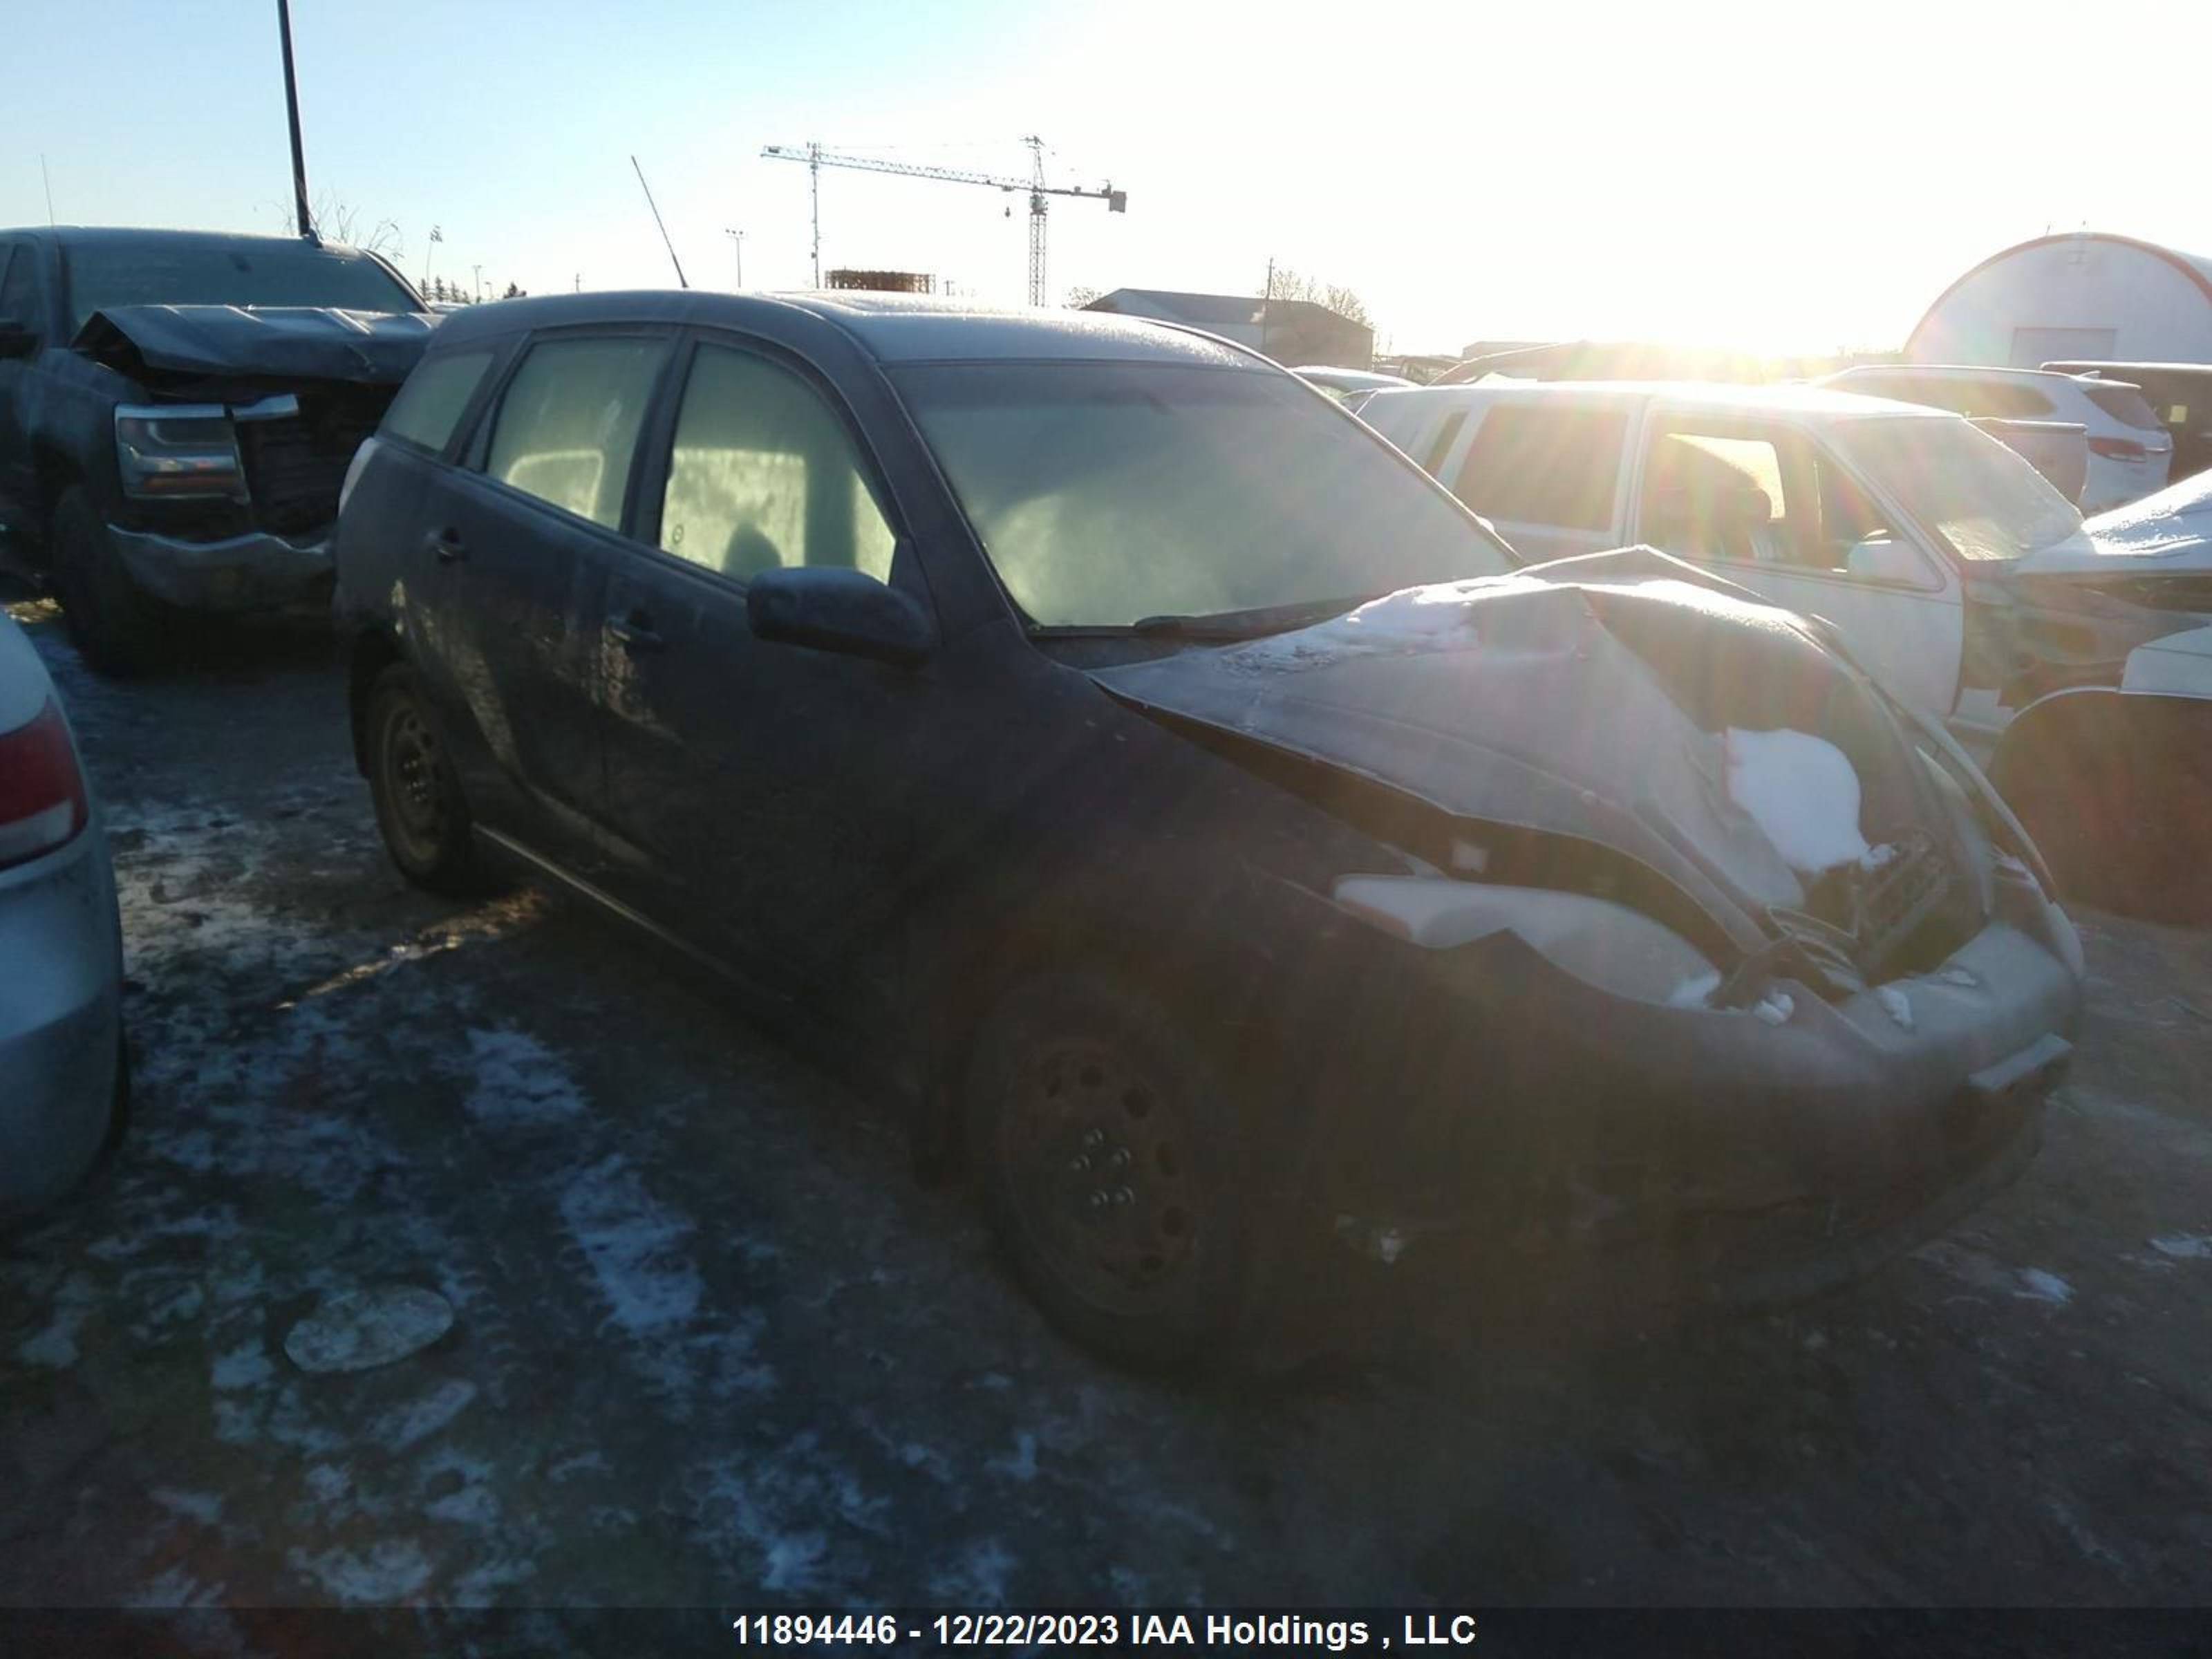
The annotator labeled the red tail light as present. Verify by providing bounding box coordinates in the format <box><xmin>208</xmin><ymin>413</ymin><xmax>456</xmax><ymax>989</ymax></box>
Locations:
<box><xmin>0</xmin><ymin>699</ymin><xmax>89</xmax><ymax>870</ymax></box>
<box><xmin>2088</xmin><ymin>435</ymin><xmax>2149</xmax><ymax>461</ymax></box>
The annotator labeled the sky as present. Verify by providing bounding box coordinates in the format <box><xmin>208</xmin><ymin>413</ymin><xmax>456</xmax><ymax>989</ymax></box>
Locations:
<box><xmin>7</xmin><ymin>0</ymin><xmax>2209</xmax><ymax>356</ymax></box>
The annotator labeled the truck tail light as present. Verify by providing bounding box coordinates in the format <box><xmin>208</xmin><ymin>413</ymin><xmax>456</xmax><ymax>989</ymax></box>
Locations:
<box><xmin>0</xmin><ymin>699</ymin><xmax>89</xmax><ymax>870</ymax></box>
<box><xmin>2088</xmin><ymin>435</ymin><xmax>2150</xmax><ymax>461</ymax></box>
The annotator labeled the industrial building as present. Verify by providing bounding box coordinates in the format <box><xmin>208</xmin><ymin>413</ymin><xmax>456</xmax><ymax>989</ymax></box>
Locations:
<box><xmin>1082</xmin><ymin>288</ymin><xmax>1374</xmax><ymax>369</ymax></box>
<box><xmin>1907</xmin><ymin>232</ymin><xmax>2212</xmax><ymax>368</ymax></box>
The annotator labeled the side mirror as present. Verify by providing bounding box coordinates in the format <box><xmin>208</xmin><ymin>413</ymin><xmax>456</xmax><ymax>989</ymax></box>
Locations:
<box><xmin>0</xmin><ymin>323</ymin><xmax>39</xmax><ymax>360</ymax></box>
<box><xmin>747</xmin><ymin>565</ymin><xmax>932</xmax><ymax>668</ymax></box>
<box><xmin>1845</xmin><ymin>536</ymin><xmax>1938</xmax><ymax>589</ymax></box>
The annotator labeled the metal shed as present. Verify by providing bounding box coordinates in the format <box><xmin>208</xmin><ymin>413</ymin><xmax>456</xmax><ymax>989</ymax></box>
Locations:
<box><xmin>1907</xmin><ymin>232</ymin><xmax>2212</xmax><ymax>368</ymax></box>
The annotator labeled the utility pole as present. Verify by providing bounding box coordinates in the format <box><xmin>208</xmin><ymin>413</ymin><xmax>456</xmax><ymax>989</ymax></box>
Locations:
<box><xmin>471</xmin><ymin>263</ymin><xmax>482</xmax><ymax>303</ymax></box>
<box><xmin>724</xmin><ymin>227</ymin><xmax>745</xmax><ymax>289</ymax></box>
<box><xmin>1262</xmin><ymin>258</ymin><xmax>1275</xmax><ymax>360</ymax></box>
<box><xmin>808</xmin><ymin>142</ymin><xmax>822</xmax><ymax>287</ymax></box>
<box><xmin>274</xmin><ymin>0</ymin><xmax>315</xmax><ymax>240</ymax></box>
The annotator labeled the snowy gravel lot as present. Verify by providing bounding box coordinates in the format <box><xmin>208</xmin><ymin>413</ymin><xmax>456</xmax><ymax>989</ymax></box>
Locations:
<box><xmin>5</xmin><ymin>594</ymin><xmax>2212</xmax><ymax>1614</ymax></box>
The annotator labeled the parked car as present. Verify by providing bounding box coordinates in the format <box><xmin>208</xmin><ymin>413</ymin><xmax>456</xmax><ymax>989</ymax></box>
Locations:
<box><xmin>0</xmin><ymin>227</ymin><xmax>435</xmax><ymax>673</ymax></box>
<box><xmin>335</xmin><ymin>294</ymin><xmax>2081</xmax><ymax>1365</ymax></box>
<box><xmin>2042</xmin><ymin>361</ymin><xmax>2212</xmax><ymax>482</ymax></box>
<box><xmin>1354</xmin><ymin>379</ymin><xmax>2212</xmax><ymax>916</ymax></box>
<box><xmin>1813</xmin><ymin>364</ymin><xmax>2170</xmax><ymax>513</ymax></box>
<box><xmin>0</xmin><ymin>610</ymin><xmax>125</xmax><ymax>1213</ymax></box>
<box><xmin>1291</xmin><ymin>365</ymin><xmax>1413</xmax><ymax>404</ymax></box>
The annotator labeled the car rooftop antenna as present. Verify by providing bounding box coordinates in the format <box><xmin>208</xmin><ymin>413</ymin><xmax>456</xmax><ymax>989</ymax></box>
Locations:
<box><xmin>632</xmin><ymin>155</ymin><xmax>688</xmax><ymax>289</ymax></box>
<box><xmin>274</xmin><ymin>0</ymin><xmax>317</xmax><ymax>243</ymax></box>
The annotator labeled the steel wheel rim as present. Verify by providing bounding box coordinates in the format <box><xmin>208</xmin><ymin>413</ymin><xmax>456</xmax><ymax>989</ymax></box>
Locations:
<box><xmin>379</xmin><ymin>699</ymin><xmax>449</xmax><ymax>865</ymax></box>
<box><xmin>998</xmin><ymin>1037</ymin><xmax>1201</xmax><ymax>1316</ymax></box>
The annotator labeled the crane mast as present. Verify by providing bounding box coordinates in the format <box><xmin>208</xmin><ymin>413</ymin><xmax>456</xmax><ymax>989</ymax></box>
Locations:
<box><xmin>762</xmin><ymin>138</ymin><xmax>1126</xmax><ymax>306</ymax></box>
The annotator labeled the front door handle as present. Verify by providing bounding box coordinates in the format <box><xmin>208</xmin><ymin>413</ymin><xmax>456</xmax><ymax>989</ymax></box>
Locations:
<box><xmin>608</xmin><ymin>612</ymin><xmax>664</xmax><ymax>653</ymax></box>
<box><xmin>425</xmin><ymin>527</ymin><xmax>467</xmax><ymax>564</ymax></box>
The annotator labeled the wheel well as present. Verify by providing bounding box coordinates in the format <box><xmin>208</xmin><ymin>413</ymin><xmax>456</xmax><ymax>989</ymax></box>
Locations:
<box><xmin>346</xmin><ymin>629</ymin><xmax>404</xmax><ymax>775</ymax></box>
<box><xmin>27</xmin><ymin>447</ymin><xmax>82</xmax><ymax>560</ymax></box>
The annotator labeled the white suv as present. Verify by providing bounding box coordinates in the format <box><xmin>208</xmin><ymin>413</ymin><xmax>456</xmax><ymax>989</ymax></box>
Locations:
<box><xmin>1815</xmin><ymin>364</ymin><xmax>2171</xmax><ymax>514</ymax></box>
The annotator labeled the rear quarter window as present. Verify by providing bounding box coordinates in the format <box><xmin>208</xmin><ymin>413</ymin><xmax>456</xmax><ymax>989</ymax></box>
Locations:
<box><xmin>380</xmin><ymin>348</ymin><xmax>495</xmax><ymax>453</ymax></box>
<box><xmin>1454</xmin><ymin>404</ymin><xmax>1627</xmax><ymax>531</ymax></box>
<box><xmin>2082</xmin><ymin>384</ymin><xmax>2164</xmax><ymax>431</ymax></box>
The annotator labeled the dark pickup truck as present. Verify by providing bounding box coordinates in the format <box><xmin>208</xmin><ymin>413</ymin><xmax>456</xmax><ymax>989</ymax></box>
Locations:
<box><xmin>0</xmin><ymin>227</ymin><xmax>434</xmax><ymax>672</ymax></box>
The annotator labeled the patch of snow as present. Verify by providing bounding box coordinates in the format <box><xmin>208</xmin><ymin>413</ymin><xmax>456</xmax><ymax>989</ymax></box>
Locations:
<box><xmin>283</xmin><ymin>1286</ymin><xmax>454</xmax><ymax>1374</ymax></box>
<box><xmin>1859</xmin><ymin>842</ymin><xmax>1898</xmax><ymax>870</ymax></box>
<box><xmin>304</xmin><ymin>1464</ymin><xmax>353</xmax><ymax>1503</ymax></box>
<box><xmin>988</xmin><ymin>1432</ymin><xmax>1040</xmax><ymax>1483</ymax></box>
<box><xmin>1751</xmin><ymin>991</ymin><xmax>1795</xmax><ymax>1027</ymax></box>
<box><xmin>369</xmin><ymin>1378</ymin><xmax>478</xmax><ymax>1452</ymax></box>
<box><xmin>288</xmin><ymin>1540</ymin><xmax>433</xmax><ymax>1603</ymax></box>
<box><xmin>211</xmin><ymin>1341</ymin><xmax>275</xmax><ymax>1391</ymax></box>
<box><xmin>2015</xmin><ymin>1268</ymin><xmax>2073</xmax><ymax>1305</ymax></box>
<box><xmin>1227</xmin><ymin>574</ymin><xmax>1549</xmax><ymax>671</ymax></box>
<box><xmin>151</xmin><ymin>1488</ymin><xmax>225</xmax><ymax>1526</ymax></box>
<box><xmin>558</xmin><ymin>1154</ymin><xmax>704</xmax><ymax>1340</ymax></box>
<box><xmin>930</xmin><ymin>1538</ymin><xmax>1018</xmax><ymax>1606</ymax></box>
<box><xmin>15</xmin><ymin>1273</ymin><xmax>96</xmax><ymax>1368</ymax></box>
<box><xmin>1725</xmin><ymin>727</ymin><xmax>1872</xmax><ymax>874</ymax></box>
<box><xmin>424</xmin><ymin>1483</ymin><xmax>500</xmax><ymax>1528</ymax></box>
<box><xmin>1873</xmin><ymin>985</ymin><xmax>1915</xmax><ymax>1032</ymax></box>
<box><xmin>124</xmin><ymin>1564</ymin><xmax>227</xmax><ymax>1609</ymax></box>
<box><xmin>1667</xmin><ymin>969</ymin><xmax>1721</xmax><ymax>1009</ymax></box>
<box><xmin>459</xmin><ymin>1027</ymin><xmax>589</xmax><ymax>1125</ymax></box>
<box><xmin>2150</xmin><ymin>1234</ymin><xmax>2212</xmax><ymax>1261</ymax></box>
<box><xmin>1936</xmin><ymin>967</ymin><xmax>1978</xmax><ymax>988</ymax></box>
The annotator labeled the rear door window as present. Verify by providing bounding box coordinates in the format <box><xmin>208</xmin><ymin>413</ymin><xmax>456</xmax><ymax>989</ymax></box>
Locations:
<box><xmin>2081</xmin><ymin>383</ymin><xmax>2164</xmax><ymax>431</ymax></box>
<box><xmin>382</xmin><ymin>349</ymin><xmax>494</xmax><ymax>454</ymax></box>
<box><xmin>485</xmin><ymin>335</ymin><xmax>667</xmax><ymax>529</ymax></box>
<box><xmin>654</xmin><ymin>343</ymin><xmax>897</xmax><ymax>583</ymax></box>
<box><xmin>1453</xmin><ymin>404</ymin><xmax>1626</xmax><ymax>531</ymax></box>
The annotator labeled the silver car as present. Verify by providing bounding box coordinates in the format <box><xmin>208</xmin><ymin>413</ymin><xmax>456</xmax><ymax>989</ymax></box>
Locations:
<box><xmin>0</xmin><ymin>611</ymin><xmax>125</xmax><ymax>1210</ymax></box>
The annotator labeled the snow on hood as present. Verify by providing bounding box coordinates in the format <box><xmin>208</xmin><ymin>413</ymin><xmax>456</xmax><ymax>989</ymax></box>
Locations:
<box><xmin>2070</xmin><ymin>469</ymin><xmax>2212</xmax><ymax>570</ymax></box>
<box><xmin>73</xmin><ymin>304</ymin><xmax>437</xmax><ymax>385</ymax></box>
<box><xmin>1091</xmin><ymin>551</ymin><xmax>1923</xmax><ymax>950</ymax></box>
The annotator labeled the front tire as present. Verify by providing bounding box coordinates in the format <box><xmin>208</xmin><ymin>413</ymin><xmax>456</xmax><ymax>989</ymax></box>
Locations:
<box><xmin>965</xmin><ymin>971</ymin><xmax>1252</xmax><ymax>1370</ymax></box>
<box><xmin>48</xmin><ymin>485</ymin><xmax>169</xmax><ymax>676</ymax></box>
<box><xmin>365</xmin><ymin>664</ymin><xmax>494</xmax><ymax>897</ymax></box>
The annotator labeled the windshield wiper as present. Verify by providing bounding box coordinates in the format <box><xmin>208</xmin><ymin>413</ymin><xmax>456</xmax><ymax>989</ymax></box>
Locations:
<box><xmin>1127</xmin><ymin>593</ymin><xmax>1380</xmax><ymax>640</ymax></box>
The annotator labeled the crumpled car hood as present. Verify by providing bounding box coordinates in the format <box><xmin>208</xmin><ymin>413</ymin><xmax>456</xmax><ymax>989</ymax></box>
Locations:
<box><xmin>73</xmin><ymin>304</ymin><xmax>436</xmax><ymax>384</ymax></box>
<box><xmin>2026</xmin><ymin>469</ymin><xmax>2212</xmax><ymax>574</ymax></box>
<box><xmin>1091</xmin><ymin>548</ymin><xmax>1940</xmax><ymax>951</ymax></box>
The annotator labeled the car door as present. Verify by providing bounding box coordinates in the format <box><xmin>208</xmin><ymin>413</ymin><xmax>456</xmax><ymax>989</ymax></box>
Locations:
<box><xmin>405</xmin><ymin>326</ymin><xmax>674</xmax><ymax>874</ymax></box>
<box><xmin>1627</xmin><ymin>410</ymin><xmax>1967</xmax><ymax>718</ymax></box>
<box><xmin>591</xmin><ymin>330</ymin><xmax>937</xmax><ymax>997</ymax></box>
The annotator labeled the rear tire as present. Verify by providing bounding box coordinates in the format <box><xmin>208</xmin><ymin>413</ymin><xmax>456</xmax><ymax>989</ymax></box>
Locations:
<box><xmin>964</xmin><ymin>971</ymin><xmax>1253</xmax><ymax>1371</ymax></box>
<box><xmin>48</xmin><ymin>485</ymin><xmax>169</xmax><ymax>676</ymax></box>
<box><xmin>365</xmin><ymin>663</ymin><xmax>496</xmax><ymax>897</ymax></box>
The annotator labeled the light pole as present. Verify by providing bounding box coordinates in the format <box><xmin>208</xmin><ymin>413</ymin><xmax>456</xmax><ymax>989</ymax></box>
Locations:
<box><xmin>724</xmin><ymin>227</ymin><xmax>744</xmax><ymax>289</ymax></box>
<box><xmin>472</xmin><ymin>263</ymin><xmax>483</xmax><ymax>303</ymax></box>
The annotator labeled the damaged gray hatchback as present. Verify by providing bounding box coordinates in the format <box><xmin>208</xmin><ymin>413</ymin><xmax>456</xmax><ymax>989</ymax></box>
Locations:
<box><xmin>335</xmin><ymin>293</ymin><xmax>2083</xmax><ymax>1368</ymax></box>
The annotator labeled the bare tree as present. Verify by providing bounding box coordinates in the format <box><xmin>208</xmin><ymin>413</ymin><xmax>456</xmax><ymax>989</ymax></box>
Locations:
<box><xmin>1262</xmin><ymin>266</ymin><xmax>1371</xmax><ymax>328</ymax></box>
<box><xmin>1063</xmin><ymin>283</ymin><xmax>1104</xmax><ymax>310</ymax></box>
<box><xmin>272</xmin><ymin>189</ymin><xmax>404</xmax><ymax>259</ymax></box>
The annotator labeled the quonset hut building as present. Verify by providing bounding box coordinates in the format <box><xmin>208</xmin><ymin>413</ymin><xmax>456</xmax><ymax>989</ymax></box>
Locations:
<box><xmin>1907</xmin><ymin>232</ymin><xmax>2212</xmax><ymax>368</ymax></box>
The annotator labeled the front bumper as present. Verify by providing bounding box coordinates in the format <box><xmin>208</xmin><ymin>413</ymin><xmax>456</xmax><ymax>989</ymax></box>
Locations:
<box><xmin>0</xmin><ymin>827</ymin><xmax>124</xmax><ymax>1211</ymax></box>
<box><xmin>108</xmin><ymin>522</ymin><xmax>333</xmax><ymax>613</ymax></box>
<box><xmin>1275</xmin><ymin>866</ymin><xmax>2082</xmax><ymax>1309</ymax></box>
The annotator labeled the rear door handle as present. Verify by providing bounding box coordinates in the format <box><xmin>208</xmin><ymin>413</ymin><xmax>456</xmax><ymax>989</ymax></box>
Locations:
<box><xmin>608</xmin><ymin>612</ymin><xmax>664</xmax><ymax>653</ymax></box>
<box><xmin>425</xmin><ymin>527</ymin><xmax>467</xmax><ymax>564</ymax></box>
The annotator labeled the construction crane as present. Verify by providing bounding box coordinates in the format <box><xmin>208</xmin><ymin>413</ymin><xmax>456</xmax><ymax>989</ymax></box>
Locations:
<box><xmin>762</xmin><ymin>137</ymin><xmax>1126</xmax><ymax>306</ymax></box>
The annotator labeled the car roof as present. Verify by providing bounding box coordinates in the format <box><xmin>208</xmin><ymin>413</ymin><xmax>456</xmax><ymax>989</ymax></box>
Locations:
<box><xmin>1358</xmin><ymin>378</ymin><xmax>1949</xmax><ymax>422</ymax></box>
<box><xmin>1831</xmin><ymin>362</ymin><xmax>2091</xmax><ymax>387</ymax></box>
<box><xmin>8</xmin><ymin>225</ymin><xmax>395</xmax><ymax>262</ymax></box>
<box><xmin>424</xmin><ymin>288</ymin><xmax>1266</xmax><ymax>368</ymax></box>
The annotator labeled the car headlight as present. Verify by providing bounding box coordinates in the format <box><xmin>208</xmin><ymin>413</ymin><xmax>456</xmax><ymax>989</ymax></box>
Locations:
<box><xmin>1332</xmin><ymin>874</ymin><xmax>1721</xmax><ymax>1005</ymax></box>
<box><xmin>114</xmin><ymin>402</ymin><xmax>246</xmax><ymax>501</ymax></box>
